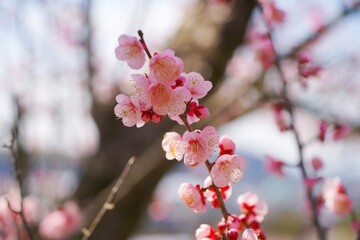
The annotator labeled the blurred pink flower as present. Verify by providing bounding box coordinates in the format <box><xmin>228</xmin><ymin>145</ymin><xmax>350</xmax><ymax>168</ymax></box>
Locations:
<box><xmin>39</xmin><ymin>201</ymin><xmax>83</xmax><ymax>240</ymax></box>
<box><xmin>311</xmin><ymin>156</ymin><xmax>323</xmax><ymax>171</ymax></box>
<box><xmin>210</xmin><ymin>154</ymin><xmax>246</xmax><ymax>187</ymax></box>
<box><xmin>322</xmin><ymin>177</ymin><xmax>352</xmax><ymax>216</ymax></box>
<box><xmin>115</xmin><ymin>35</ymin><xmax>145</xmax><ymax>70</ymax></box>
<box><xmin>265</xmin><ymin>155</ymin><xmax>284</xmax><ymax>176</ymax></box>
<box><xmin>262</xmin><ymin>2</ymin><xmax>286</xmax><ymax>24</ymax></box>
<box><xmin>241</xmin><ymin>228</ymin><xmax>258</xmax><ymax>240</ymax></box>
<box><xmin>149</xmin><ymin>49</ymin><xmax>183</xmax><ymax>85</ymax></box>
<box><xmin>195</xmin><ymin>224</ymin><xmax>218</xmax><ymax>240</ymax></box>
<box><xmin>178</xmin><ymin>183</ymin><xmax>206</xmax><ymax>213</ymax></box>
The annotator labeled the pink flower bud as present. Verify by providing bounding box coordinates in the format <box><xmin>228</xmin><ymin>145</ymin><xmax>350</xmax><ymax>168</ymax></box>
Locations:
<box><xmin>227</xmin><ymin>228</ymin><xmax>239</xmax><ymax>240</ymax></box>
<box><xmin>219</xmin><ymin>135</ymin><xmax>236</xmax><ymax>155</ymax></box>
<box><xmin>311</xmin><ymin>157</ymin><xmax>323</xmax><ymax>171</ymax></box>
<box><xmin>151</xmin><ymin>113</ymin><xmax>162</xmax><ymax>123</ymax></box>
<box><xmin>141</xmin><ymin>111</ymin><xmax>152</xmax><ymax>123</ymax></box>
<box><xmin>218</xmin><ymin>221</ymin><xmax>226</xmax><ymax>234</ymax></box>
<box><xmin>193</xmin><ymin>105</ymin><xmax>210</xmax><ymax>119</ymax></box>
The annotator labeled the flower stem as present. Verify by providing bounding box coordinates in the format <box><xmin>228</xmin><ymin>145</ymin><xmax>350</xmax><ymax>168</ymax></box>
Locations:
<box><xmin>138</xmin><ymin>30</ymin><xmax>152</xmax><ymax>59</ymax></box>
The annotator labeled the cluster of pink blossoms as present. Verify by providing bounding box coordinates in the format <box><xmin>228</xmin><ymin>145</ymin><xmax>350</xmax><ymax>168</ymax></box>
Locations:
<box><xmin>114</xmin><ymin>32</ymin><xmax>268</xmax><ymax>239</ymax></box>
<box><xmin>114</xmin><ymin>35</ymin><xmax>211</xmax><ymax>127</ymax></box>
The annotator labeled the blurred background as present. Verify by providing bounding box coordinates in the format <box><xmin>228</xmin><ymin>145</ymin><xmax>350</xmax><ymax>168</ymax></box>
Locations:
<box><xmin>0</xmin><ymin>0</ymin><xmax>360</xmax><ymax>239</ymax></box>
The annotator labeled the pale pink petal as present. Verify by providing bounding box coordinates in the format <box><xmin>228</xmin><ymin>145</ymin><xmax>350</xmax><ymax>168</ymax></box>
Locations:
<box><xmin>167</xmin><ymin>86</ymin><xmax>191</xmax><ymax>116</ymax></box>
<box><xmin>210</xmin><ymin>154</ymin><xmax>245</xmax><ymax>187</ymax></box>
<box><xmin>162</xmin><ymin>132</ymin><xmax>183</xmax><ymax>160</ymax></box>
<box><xmin>115</xmin><ymin>35</ymin><xmax>145</xmax><ymax>70</ymax></box>
<box><xmin>148</xmin><ymin>83</ymin><xmax>172</xmax><ymax>115</ymax></box>
<box><xmin>131</xmin><ymin>74</ymin><xmax>152</xmax><ymax>111</ymax></box>
<box><xmin>201</xmin><ymin>126</ymin><xmax>219</xmax><ymax>155</ymax></box>
<box><xmin>149</xmin><ymin>49</ymin><xmax>183</xmax><ymax>85</ymax></box>
<box><xmin>184</xmin><ymin>72</ymin><xmax>213</xmax><ymax>99</ymax></box>
<box><xmin>241</xmin><ymin>229</ymin><xmax>258</xmax><ymax>240</ymax></box>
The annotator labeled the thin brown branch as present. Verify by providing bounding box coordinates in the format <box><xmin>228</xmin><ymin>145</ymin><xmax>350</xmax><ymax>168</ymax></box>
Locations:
<box><xmin>138</xmin><ymin>30</ymin><xmax>152</xmax><ymax>59</ymax></box>
<box><xmin>81</xmin><ymin>156</ymin><xmax>136</xmax><ymax>240</ymax></box>
<box><xmin>2</xmin><ymin>130</ymin><xmax>34</xmax><ymax>240</ymax></box>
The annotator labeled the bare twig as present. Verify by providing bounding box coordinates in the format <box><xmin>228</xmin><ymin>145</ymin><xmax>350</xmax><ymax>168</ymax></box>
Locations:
<box><xmin>2</xmin><ymin>130</ymin><xmax>34</xmax><ymax>240</ymax></box>
<box><xmin>81</xmin><ymin>156</ymin><xmax>136</xmax><ymax>240</ymax></box>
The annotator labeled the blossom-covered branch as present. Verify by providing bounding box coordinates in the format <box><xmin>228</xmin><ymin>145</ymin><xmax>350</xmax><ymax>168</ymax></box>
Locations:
<box><xmin>113</xmin><ymin>30</ymin><xmax>268</xmax><ymax>240</ymax></box>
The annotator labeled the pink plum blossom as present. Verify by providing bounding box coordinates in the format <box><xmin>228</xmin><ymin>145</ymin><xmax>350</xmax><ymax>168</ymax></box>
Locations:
<box><xmin>237</xmin><ymin>192</ymin><xmax>268</xmax><ymax>223</ymax></box>
<box><xmin>210</xmin><ymin>154</ymin><xmax>245</xmax><ymax>187</ymax></box>
<box><xmin>181</xmin><ymin>126</ymin><xmax>219</xmax><ymax>166</ymax></box>
<box><xmin>219</xmin><ymin>135</ymin><xmax>236</xmax><ymax>155</ymax></box>
<box><xmin>114</xmin><ymin>94</ymin><xmax>144</xmax><ymax>127</ymax></box>
<box><xmin>178</xmin><ymin>183</ymin><xmax>206</xmax><ymax>213</ymax></box>
<box><xmin>149</xmin><ymin>49</ymin><xmax>183</xmax><ymax>85</ymax></box>
<box><xmin>272</xmin><ymin>103</ymin><xmax>290</xmax><ymax>132</ymax></box>
<box><xmin>241</xmin><ymin>228</ymin><xmax>258</xmax><ymax>240</ymax></box>
<box><xmin>195</xmin><ymin>224</ymin><xmax>218</xmax><ymax>240</ymax></box>
<box><xmin>162</xmin><ymin>132</ymin><xmax>183</xmax><ymax>160</ymax></box>
<box><xmin>39</xmin><ymin>201</ymin><xmax>83</xmax><ymax>240</ymax></box>
<box><xmin>264</xmin><ymin>155</ymin><xmax>284</xmax><ymax>176</ymax></box>
<box><xmin>333</xmin><ymin>124</ymin><xmax>350</xmax><ymax>141</ymax></box>
<box><xmin>115</xmin><ymin>35</ymin><xmax>145</xmax><ymax>70</ymax></box>
<box><xmin>183</xmin><ymin>72</ymin><xmax>213</xmax><ymax>99</ymax></box>
<box><xmin>204</xmin><ymin>176</ymin><xmax>232</xmax><ymax>208</ymax></box>
<box><xmin>297</xmin><ymin>52</ymin><xmax>322</xmax><ymax>78</ymax></box>
<box><xmin>322</xmin><ymin>177</ymin><xmax>352</xmax><ymax>216</ymax></box>
<box><xmin>148</xmin><ymin>83</ymin><xmax>191</xmax><ymax>116</ymax></box>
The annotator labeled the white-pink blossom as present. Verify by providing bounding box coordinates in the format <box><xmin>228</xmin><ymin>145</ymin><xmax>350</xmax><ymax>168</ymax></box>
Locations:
<box><xmin>115</xmin><ymin>35</ymin><xmax>145</xmax><ymax>70</ymax></box>
<box><xmin>178</xmin><ymin>183</ymin><xmax>205</xmax><ymax>213</ymax></box>
<box><xmin>210</xmin><ymin>154</ymin><xmax>246</xmax><ymax>187</ymax></box>
<box><xmin>264</xmin><ymin>155</ymin><xmax>284</xmax><ymax>176</ymax></box>
<box><xmin>149</xmin><ymin>49</ymin><xmax>183</xmax><ymax>85</ymax></box>
<box><xmin>181</xmin><ymin>126</ymin><xmax>219</xmax><ymax>166</ymax></box>
<box><xmin>195</xmin><ymin>224</ymin><xmax>217</xmax><ymax>240</ymax></box>
<box><xmin>114</xmin><ymin>94</ymin><xmax>144</xmax><ymax>127</ymax></box>
<box><xmin>183</xmin><ymin>72</ymin><xmax>213</xmax><ymax>99</ymax></box>
<box><xmin>322</xmin><ymin>177</ymin><xmax>352</xmax><ymax>216</ymax></box>
<box><xmin>241</xmin><ymin>228</ymin><xmax>258</xmax><ymax>240</ymax></box>
<box><xmin>162</xmin><ymin>132</ymin><xmax>183</xmax><ymax>160</ymax></box>
<box><xmin>237</xmin><ymin>192</ymin><xmax>268</xmax><ymax>223</ymax></box>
